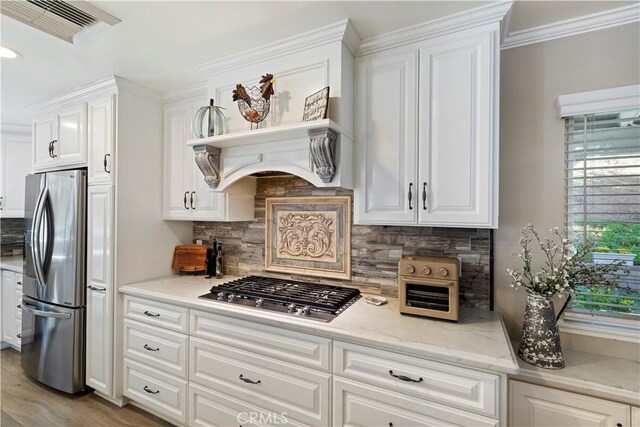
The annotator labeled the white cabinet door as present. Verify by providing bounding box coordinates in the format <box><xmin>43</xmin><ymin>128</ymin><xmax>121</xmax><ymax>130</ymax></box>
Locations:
<box><xmin>192</xmin><ymin>168</ymin><xmax>225</xmax><ymax>221</ymax></box>
<box><xmin>88</xmin><ymin>95</ymin><xmax>115</xmax><ymax>184</ymax></box>
<box><xmin>163</xmin><ymin>100</ymin><xmax>194</xmax><ymax>220</ymax></box>
<box><xmin>54</xmin><ymin>103</ymin><xmax>87</xmax><ymax>167</ymax></box>
<box><xmin>86</xmin><ymin>286</ymin><xmax>112</xmax><ymax>395</ymax></box>
<box><xmin>354</xmin><ymin>50</ymin><xmax>419</xmax><ymax>225</ymax></box>
<box><xmin>1</xmin><ymin>270</ymin><xmax>16</xmax><ymax>346</ymax></box>
<box><xmin>510</xmin><ymin>380</ymin><xmax>631</xmax><ymax>427</ymax></box>
<box><xmin>632</xmin><ymin>407</ymin><xmax>639</xmax><ymax>426</ymax></box>
<box><xmin>418</xmin><ymin>25</ymin><xmax>498</xmax><ymax>227</ymax></box>
<box><xmin>86</xmin><ymin>184</ymin><xmax>114</xmax><ymax>395</ymax></box>
<box><xmin>0</xmin><ymin>133</ymin><xmax>31</xmax><ymax>217</ymax></box>
<box><xmin>32</xmin><ymin>114</ymin><xmax>56</xmax><ymax>170</ymax></box>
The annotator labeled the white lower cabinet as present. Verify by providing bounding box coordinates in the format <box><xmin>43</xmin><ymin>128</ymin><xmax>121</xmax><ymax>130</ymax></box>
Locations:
<box><xmin>334</xmin><ymin>377</ymin><xmax>498</xmax><ymax>427</ymax></box>
<box><xmin>509</xmin><ymin>380</ymin><xmax>631</xmax><ymax>427</ymax></box>
<box><xmin>86</xmin><ymin>285</ymin><xmax>112</xmax><ymax>395</ymax></box>
<box><xmin>123</xmin><ymin>297</ymin><xmax>508</xmax><ymax>426</ymax></box>
<box><xmin>124</xmin><ymin>358</ymin><xmax>188</xmax><ymax>424</ymax></box>
<box><xmin>1</xmin><ymin>270</ymin><xmax>22</xmax><ymax>350</ymax></box>
<box><xmin>189</xmin><ymin>337</ymin><xmax>331</xmax><ymax>426</ymax></box>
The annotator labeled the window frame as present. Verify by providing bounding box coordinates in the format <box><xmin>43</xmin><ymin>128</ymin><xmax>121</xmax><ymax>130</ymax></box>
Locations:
<box><xmin>558</xmin><ymin>84</ymin><xmax>640</xmax><ymax>341</ymax></box>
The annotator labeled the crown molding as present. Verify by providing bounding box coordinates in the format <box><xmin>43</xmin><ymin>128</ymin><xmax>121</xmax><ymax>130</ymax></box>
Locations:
<box><xmin>30</xmin><ymin>76</ymin><xmax>162</xmax><ymax>111</ymax></box>
<box><xmin>502</xmin><ymin>3</ymin><xmax>640</xmax><ymax>50</ymax></box>
<box><xmin>357</xmin><ymin>1</ymin><xmax>513</xmax><ymax>57</ymax></box>
<box><xmin>162</xmin><ymin>82</ymin><xmax>208</xmax><ymax>104</ymax></box>
<box><xmin>0</xmin><ymin>123</ymin><xmax>31</xmax><ymax>134</ymax></box>
<box><xmin>558</xmin><ymin>84</ymin><xmax>640</xmax><ymax>117</ymax></box>
<box><xmin>197</xmin><ymin>19</ymin><xmax>360</xmax><ymax>76</ymax></box>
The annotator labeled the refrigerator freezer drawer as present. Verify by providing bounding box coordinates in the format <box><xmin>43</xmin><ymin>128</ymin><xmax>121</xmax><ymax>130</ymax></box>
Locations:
<box><xmin>21</xmin><ymin>296</ymin><xmax>85</xmax><ymax>393</ymax></box>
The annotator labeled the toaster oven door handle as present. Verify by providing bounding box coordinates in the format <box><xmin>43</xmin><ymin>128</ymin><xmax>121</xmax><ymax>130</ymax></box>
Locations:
<box><xmin>388</xmin><ymin>370</ymin><xmax>423</xmax><ymax>383</ymax></box>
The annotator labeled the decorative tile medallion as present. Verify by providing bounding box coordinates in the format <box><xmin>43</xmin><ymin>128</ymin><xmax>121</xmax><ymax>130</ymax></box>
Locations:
<box><xmin>266</xmin><ymin>196</ymin><xmax>351</xmax><ymax>280</ymax></box>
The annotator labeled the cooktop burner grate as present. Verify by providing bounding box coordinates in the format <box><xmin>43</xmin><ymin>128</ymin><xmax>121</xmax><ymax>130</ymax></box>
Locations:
<box><xmin>200</xmin><ymin>275</ymin><xmax>361</xmax><ymax>322</ymax></box>
<box><xmin>213</xmin><ymin>276</ymin><xmax>360</xmax><ymax>310</ymax></box>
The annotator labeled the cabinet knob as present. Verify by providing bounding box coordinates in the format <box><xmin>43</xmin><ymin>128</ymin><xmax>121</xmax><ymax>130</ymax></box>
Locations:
<box><xmin>438</xmin><ymin>267</ymin><xmax>449</xmax><ymax>277</ymax></box>
<box><xmin>406</xmin><ymin>265</ymin><xmax>416</xmax><ymax>274</ymax></box>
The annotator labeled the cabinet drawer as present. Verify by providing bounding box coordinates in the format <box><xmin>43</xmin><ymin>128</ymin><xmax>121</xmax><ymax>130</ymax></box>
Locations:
<box><xmin>124</xmin><ymin>319</ymin><xmax>188</xmax><ymax>379</ymax></box>
<box><xmin>124</xmin><ymin>295</ymin><xmax>188</xmax><ymax>333</ymax></box>
<box><xmin>334</xmin><ymin>340</ymin><xmax>499</xmax><ymax>417</ymax></box>
<box><xmin>189</xmin><ymin>382</ymin><xmax>305</xmax><ymax>427</ymax></box>
<box><xmin>334</xmin><ymin>377</ymin><xmax>498</xmax><ymax>427</ymax></box>
<box><xmin>15</xmin><ymin>288</ymin><xmax>22</xmax><ymax>320</ymax></box>
<box><xmin>190</xmin><ymin>337</ymin><xmax>330</xmax><ymax>426</ymax></box>
<box><xmin>191</xmin><ymin>309</ymin><xmax>330</xmax><ymax>371</ymax></box>
<box><xmin>123</xmin><ymin>358</ymin><xmax>187</xmax><ymax>425</ymax></box>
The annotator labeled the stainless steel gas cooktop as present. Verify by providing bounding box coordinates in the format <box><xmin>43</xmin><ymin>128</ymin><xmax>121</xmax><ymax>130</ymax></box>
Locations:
<box><xmin>199</xmin><ymin>276</ymin><xmax>361</xmax><ymax>322</ymax></box>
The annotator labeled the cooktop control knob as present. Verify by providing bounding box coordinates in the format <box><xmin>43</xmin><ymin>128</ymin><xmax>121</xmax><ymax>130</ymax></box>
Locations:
<box><xmin>422</xmin><ymin>266</ymin><xmax>432</xmax><ymax>275</ymax></box>
<box><xmin>300</xmin><ymin>306</ymin><xmax>311</xmax><ymax>316</ymax></box>
<box><xmin>255</xmin><ymin>298</ymin><xmax>264</xmax><ymax>308</ymax></box>
<box><xmin>227</xmin><ymin>293</ymin><xmax>236</xmax><ymax>302</ymax></box>
<box><xmin>438</xmin><ymin>267</ymin><xmax>449</xmax><ymax>277</ymax></box>
<box><xmin>287</xmin><ymin>303</ymin><xmax>297</xmax><ymax>313</ymax></box>
<box><xmin>217</xmin><ymin>292</ymin><xmax>226</xmax><ymax>301</ymax></box>
<box><xmin>406</xmin><ymin>265</ymin><xmax>416</xmax><ymax>274</ymax></box>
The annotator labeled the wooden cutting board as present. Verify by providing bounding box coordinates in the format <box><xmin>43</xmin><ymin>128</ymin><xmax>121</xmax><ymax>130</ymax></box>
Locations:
<box><xmin>172</xmin><ymin>244</ymin><xmax>207</xmax><ymax>274</ymax></box>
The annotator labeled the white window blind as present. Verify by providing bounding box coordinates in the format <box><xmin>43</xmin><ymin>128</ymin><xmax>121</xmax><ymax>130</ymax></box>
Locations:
<box><xmin>565</xmin><ymin>109</ymin><xmax>640</xmax><ymax>318</ymax></box>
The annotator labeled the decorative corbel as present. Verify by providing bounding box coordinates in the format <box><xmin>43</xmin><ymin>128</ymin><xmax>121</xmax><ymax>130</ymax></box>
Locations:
<box><xmin>308</xmin><ymin>127</ymin><xmax>338</xmax><ymax>183</ymax></box>
<box><xmin>193</xmin><ymin>145</ymin><xmax>221</xmax><ymax>189</ymax></box>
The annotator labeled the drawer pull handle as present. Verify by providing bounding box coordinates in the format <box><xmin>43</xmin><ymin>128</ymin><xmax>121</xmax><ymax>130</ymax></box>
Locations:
<box><xmin>143</xmin><ymin>385</ymin><xmax>159</xmax><ymax>394</ymax></box>
<box><xmin>389</xmin><ymin>423</ymin><xmax>393</xmax><ymax>427</ymax></box>
<box><xmin>143</xmin><ymin>310</ymin><xmax>160</xmax><ymax>317</ymax></box>
<box><xmin>16</xmin><ymin>333</ymin><xmax>21</xmax><ymax>339</ymax></box>
<box><xmin>239</xmin><ymin>374</ymin><xmax>261</xmax><ymax>385</ymax></box>
<box><xmin>617</xmin><ymin>424</ymin><xmax>622</xmax><ymax>427</ymax></box>
<box><xmin>143</xmin><ymin>344</ymin><xmax>159</xmax><ymax>352</ymax></box>
<box><xmin>17</xmin><ymin>304</ymin><xmax>22</xmax><ymax>309</ymax></box>
<box><xmin>17</xmin><ymin>281</ymin><xmax>22</xmax><ymax>285</ymax></box>
<box><xmin>389</xmin><ymin>370</ymin><xmax>423</xmax><ymax>383</ymax></box>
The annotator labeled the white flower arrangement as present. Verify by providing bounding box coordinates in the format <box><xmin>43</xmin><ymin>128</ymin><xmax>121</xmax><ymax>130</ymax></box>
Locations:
<box><xmin>507</xmin><ymin>224</ymin><xmax>623</xmax><ymax>298</ymax></box>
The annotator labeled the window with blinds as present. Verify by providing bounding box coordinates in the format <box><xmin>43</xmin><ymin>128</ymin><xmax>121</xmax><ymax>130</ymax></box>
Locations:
<box><xmin>565</xmin><ymin>109</ymin><xmax>640</xmax><ymax>318</ymax></box>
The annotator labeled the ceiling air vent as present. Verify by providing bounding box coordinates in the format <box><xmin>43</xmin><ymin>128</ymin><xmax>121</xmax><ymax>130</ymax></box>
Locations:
<box><xmin>0</xmin><ymin>0</ymin><xmax>120</xmax><ymax>43</ymax></box>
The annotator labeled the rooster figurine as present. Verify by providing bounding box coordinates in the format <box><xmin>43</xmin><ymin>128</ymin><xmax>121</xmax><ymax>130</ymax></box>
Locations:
<box><xmin>231</xmin><ymin>73</ymin><xmax>275</xmax><ymax>126</ymax></box>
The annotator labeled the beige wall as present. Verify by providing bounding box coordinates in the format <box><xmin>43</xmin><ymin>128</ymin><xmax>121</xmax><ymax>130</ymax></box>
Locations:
<box><xmin>496</xmin><ymin>23</ymin><xmax>640</xmax><ymax>356</ymax></box>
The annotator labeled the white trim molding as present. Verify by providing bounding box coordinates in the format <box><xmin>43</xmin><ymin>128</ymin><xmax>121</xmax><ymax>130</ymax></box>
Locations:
<box><xmin>559</xmin><ymin>311</ymin><xmax>640</xmax><ymax>344</ymax></box>
<box><xmin>197</xmin><ymin>20</ymin><xmax>360</xmax><ymax>76</ymax></box>
<box><xmin>357</xmin><ymin>1</ymin><xmax>512</xmax><ymax>56</ymax></box>
<box><xmin>0</xmin><ymin>123</ymin><xmax>31</xmax><ymax>134</ymax></box>
<box><xmin>557</xmin><ymin>84</ymin><xmax>640</xmax><ymax>117</ymax></box>
<box><xmin>502</xmin><ymin>3</ymin><xmax>640</xmax><ymax>50</ymax></box>
<box><xmin>162</xmin><ymin>82</ymin><xmax>207</xmax><ymax>104</ymax></box>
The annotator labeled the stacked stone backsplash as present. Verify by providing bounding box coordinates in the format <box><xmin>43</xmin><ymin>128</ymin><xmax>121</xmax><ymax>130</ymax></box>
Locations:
<box><xmin>194</xmin><ymin>175</ymin><xmax>492</xmax><ymax>310</ymax></box>
<box><xmin>1</xmin><ymin>218</ymin><xmax>25</xmax><ymax>256</ymax></box>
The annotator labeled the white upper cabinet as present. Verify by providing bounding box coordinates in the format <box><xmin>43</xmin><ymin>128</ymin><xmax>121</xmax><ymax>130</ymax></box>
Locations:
<box><xmin>163</xmin><ymin>96</ymin><xmax>255</xmax><ymax>222</ymax></box>
<box><xmin>87</xmin><ymin>95</ymin><xmax>116</xmax><ymax>184</ymax></box>
<box><xmin>0</xmin><ymin>131</ymin><xmax>31</xmax><ymax>218</ymax></box>
<box><xmin>354</xmin><ymin>23</ymin><xmax>500</xmax><ymax>228</ymax></box>
<box><xmin>355</xmin><ymin>50</ymin><xmax>418</xmax><ymax>225</ymax></box>
<box><xmin>33</xmin><ymin>102</ymin><xmax>87</xmax><ymax>172</ymax></box>
<box><xmin>418</xmin><ymin>27</ymin><xmax>496</xmax><ymax>227</ymax></box>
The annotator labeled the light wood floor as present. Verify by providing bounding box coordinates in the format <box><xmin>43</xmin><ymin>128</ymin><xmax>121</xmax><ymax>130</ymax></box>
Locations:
<box><xmin>0</xmin><ymin>348</ymin><xmax>173</xmax><ymax>427</ymax></box>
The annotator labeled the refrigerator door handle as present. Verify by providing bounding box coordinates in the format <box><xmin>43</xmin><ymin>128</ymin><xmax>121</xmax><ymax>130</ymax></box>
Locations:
<box><xmin>42</xmin><ymin>190</ymin><xmax>55</xmax><ymax>275</ymax></box>
<box><xmin>31</xmin><ymin>187</ymin><xmax>47</xmax><ymax>287</ymax></box>
<box><xmin>23</xmin><ymin>302</ymin><xmax>72</xmax><ymax>319</ymax></box>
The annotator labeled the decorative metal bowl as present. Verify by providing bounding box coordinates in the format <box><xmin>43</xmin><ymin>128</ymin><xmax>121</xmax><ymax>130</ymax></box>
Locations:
<box><xmin>237</xmin><ymin>86</ymin><xmax>270</xmax><ymax>124</ymax></box>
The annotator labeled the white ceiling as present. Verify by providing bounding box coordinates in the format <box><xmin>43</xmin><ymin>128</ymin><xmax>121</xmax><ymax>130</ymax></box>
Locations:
<box><xmin>0</xmin><ymin>0</ymin><xmax>635</xmax><ymax>125</ymax></box>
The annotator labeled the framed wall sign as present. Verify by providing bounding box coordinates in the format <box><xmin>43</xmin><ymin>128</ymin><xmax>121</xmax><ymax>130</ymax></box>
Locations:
<box><xmin>302</xmin><ymin>86</ymin><xmax>330</xmax><ymax>122</ymax></box>
<box><xmin>265</xmin><ymin>196</ymin><xmax>351</xmax><ymax>280</ymax></box>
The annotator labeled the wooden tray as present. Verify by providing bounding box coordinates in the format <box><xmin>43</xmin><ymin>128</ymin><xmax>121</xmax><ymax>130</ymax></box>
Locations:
<box><xmin>172</xmin><ymin>244</ymin><xmax>207</xmax><ymax>274</ymax></box>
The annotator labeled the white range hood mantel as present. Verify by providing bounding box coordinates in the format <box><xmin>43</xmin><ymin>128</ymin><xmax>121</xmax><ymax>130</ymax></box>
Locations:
<box><xmin>187</xmin><ymin>120</ymin><xmax>352</xmax><ymax>191</ymax></box>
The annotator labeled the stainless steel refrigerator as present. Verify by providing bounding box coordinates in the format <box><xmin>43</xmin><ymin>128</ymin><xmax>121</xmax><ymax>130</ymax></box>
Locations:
<box><xmin>22</xmin><ymin>169</ymin><xmax>86</xmax><ymax>394</ymax></box>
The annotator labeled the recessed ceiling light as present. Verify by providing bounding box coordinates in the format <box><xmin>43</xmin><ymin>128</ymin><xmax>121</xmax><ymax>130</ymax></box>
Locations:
<box><xmin>0</xmin><ymin>46</ymin><xmax>22</xmax><ymax>59</ymax></box>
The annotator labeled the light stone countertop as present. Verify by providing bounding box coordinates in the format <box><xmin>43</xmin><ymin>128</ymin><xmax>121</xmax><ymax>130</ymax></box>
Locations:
<box><xmin>120</xmin><ymin>274</ymin><xmax>520</xmax><ymax>375</ymax></box>
<box><xmin>0</xmin><ymin>255</ymin><xmax>23</xmax><ymax>273</ymax></box>
<box><xmin>511</xmin><ymin>341</ymin><xmax>640</xmax><ymax>406</ymax></box>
